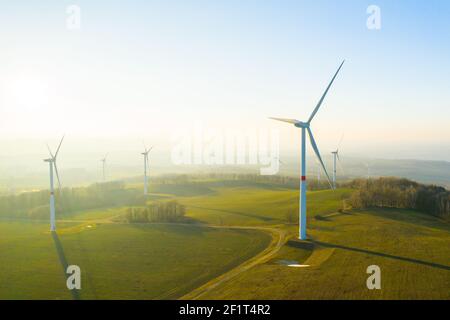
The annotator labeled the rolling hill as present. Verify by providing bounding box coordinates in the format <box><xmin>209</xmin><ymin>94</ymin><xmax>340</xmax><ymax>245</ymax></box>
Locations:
<box><xmin>0</xmin><ymin>178</ymin><xmax>448</xmax><ymax>299</ymax></box>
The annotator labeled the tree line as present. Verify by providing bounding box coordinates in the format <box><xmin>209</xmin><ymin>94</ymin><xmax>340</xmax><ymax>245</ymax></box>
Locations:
<box><xmin>143</xmin><ymin>172</ymin><xmax>331</xmax><ymax>191</ymax></box>
<box><xmin>347</xmin><ymin>177</ymin><xmax>449</xmax><ymax>220</ymax></box>
<box><xmin>124</xmin><ymin>201</ymin><xmax>186</xmax><ymax>223</ymax></box>
<box><xmin>0</xmin><ymin>181</ymin><xmax>143</xmax><ymax>219</ymax></box>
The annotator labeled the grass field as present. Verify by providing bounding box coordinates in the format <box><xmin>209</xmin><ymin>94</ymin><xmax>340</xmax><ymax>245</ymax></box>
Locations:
<box><xmin>0</xmin><ymin>221</ymin><xmax>270</xmax><ymax>299</ymax></box>
<box><xmin>1</xmin><ymin>179</ymin><xmax>449</xmax><ymax>299</ymax></box>
<box><xmin>195</xmin><ymin>207</ymin><xmax>450</xmax><ymax>299</ymax></box>
<box><xmin>180</xmin><ymin>186</ymin><xmax>352</xmax><ymax>226</ymax></box>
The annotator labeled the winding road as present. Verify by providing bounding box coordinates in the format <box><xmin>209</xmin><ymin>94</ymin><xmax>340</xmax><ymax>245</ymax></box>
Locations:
<box><xmin>3</xmin><ymin>215</ymin><xmax>289</xmax><ymax>300</ymax></box>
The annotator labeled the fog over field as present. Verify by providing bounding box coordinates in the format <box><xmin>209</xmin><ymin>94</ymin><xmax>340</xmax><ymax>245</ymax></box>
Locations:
<box><xmin>0</xmin><ymin>140</ymin><xmax>449</xmax><ymax>191</ymax></box>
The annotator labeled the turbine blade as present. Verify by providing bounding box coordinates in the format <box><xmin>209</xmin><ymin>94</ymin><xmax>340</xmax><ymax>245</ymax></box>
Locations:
<box><xmin>46</xmin><ymin>144</ymin><xmax>54</xmax><ymax>158</ymax></box>
<box><xmin>337</xmin><ymin>132</ymin><xmax>345</xmax><ymax>150</ymax></box>
<box><xmin>54</xmin><ymin>162</ymin><xmax>62</xmax><ymax>192</ymax></box>
<box><xmin>307</xmin><ymin>60</ymin><xmax>345</xmax><ymax>124</ymax></box>
<box><xmin>307</xmin><ymin>127</ymin><xmax>333</xmax><ymax>189</ymax></box>
<box><xmin>269</xmin><ymin>117</ymin><xmax>300</xmax><ymax>125</ymax></box>
<box><xmin>54</xmin><ymin>135</ymin><xmax>65</xmax><ymax>158</ymax></box>
<box><xmin>337</xmin><ymin>156</ymin><xmax>345</xmax><ymax>175</ymax></box>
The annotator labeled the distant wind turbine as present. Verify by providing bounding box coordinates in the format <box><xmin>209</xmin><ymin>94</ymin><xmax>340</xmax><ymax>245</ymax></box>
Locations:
<box><xmin>365</xmin><ymin>162</ymin><xmax>371</xmax><ymax>179</ymax></box>
<box><xmin>100</xmin><ymin>153</ymin><xmax>108</xmax><ymax>182</ymax></box>
<box><xmin>331</xmin><ymin>133</ymin><xmax>345</xmax><ymax>189</ymax></box>
<box><xmin>270</xmin><ymin>60</ymin><xmax>345</xmax><ymax>240</ymax></box>
<box><xmin>315</xmin><ymin>158</ymin><xmax>321</xmax><ymax>183</ymax></box>
<box><xmin>44</xmin><ymin>135</ymin><xmax>64</xmax><ymax>232</ymax></box>
<box><xmin>142</xmin><ymin>145</ymin><xmax>153</xmax><ymax>195</ymax></box>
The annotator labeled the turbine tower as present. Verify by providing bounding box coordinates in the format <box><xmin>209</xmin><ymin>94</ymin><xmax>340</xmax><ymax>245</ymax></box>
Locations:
<box><xmin>331</xmin><ymin>150</ymin><xmax>339</xmax><ymax>189</ymax></box>
<box><xmin>100</xmin><ymin>153</ymin><xmax>108</xmax><ymax>182</ymax></box>
<box><xmin>366</xmin><ymin>162</ymin><xmax>370</xmax><ymax>179</ymax></box>
<box><xmin>142</xmin><ymin>146</ymin><xmax>153</xmax><ymax>195</ymax></box>
<box><xmin>270</xmin><ymin>60</ymin><xmax>345</xmax><ymax>240</ymax></box>
<box><xmin>316</xmin><ymin>159</ymin><xmax>321</xmax><ymax>183</ymax></box>
<box><xmin>44</xmin><ymin>135</ymin><xmax>64</xmax><ymax>232</ymax></box>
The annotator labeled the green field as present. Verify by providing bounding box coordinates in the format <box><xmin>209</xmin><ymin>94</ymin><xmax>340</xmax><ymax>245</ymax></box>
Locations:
<box><xmin>1</xmin><ymin>179</ymin><xmax>449</xmax><ymax>300</ymax></box>
<box><xmin>175</xmin><ymin>183</ymin><xmax>449</xmax><ymax>299</ymax></box>
<box><xmin>181</xmin><ymin>186</ymin><xmax>352</xmax><ymax>226</ymax></box>
<box><xmin>198</xmin><ymin>207</ymin><xmax>450</xmax><ymax>299</ymax></box>
<box><xmin>0</xmin><ymin>220</ymin><xmax>270</xmax><ymax>299</ymax></box>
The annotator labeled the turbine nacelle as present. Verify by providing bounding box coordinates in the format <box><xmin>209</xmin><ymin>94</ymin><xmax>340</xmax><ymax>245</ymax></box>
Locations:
<box><xmin>294</xmin><ymin>121</ymin><xmax>309</xmax><ymax>128</ymax></box>
<box><xmin>142</xmin><ymin>146</ymin><xmax>153</xmax><ymax>156</ymax></box>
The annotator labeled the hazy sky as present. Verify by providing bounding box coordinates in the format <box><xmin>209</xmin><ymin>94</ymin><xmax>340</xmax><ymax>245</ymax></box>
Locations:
<box><xmin>0</xmin><ymin>0</ymin><xmax>449</xmax><ymax>166</ymax></box>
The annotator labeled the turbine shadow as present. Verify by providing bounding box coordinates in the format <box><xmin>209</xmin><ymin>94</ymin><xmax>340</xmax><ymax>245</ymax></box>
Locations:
<box><xmin>362</xmin><ymin>208</ymin><xmax>450</xmax><ymax>233</ymax></box>
<box><xmin>312</xmin><ymin>240</ymin><xmax>450</xmax><ymax>271</ymax></box>
<box><xmin>51</xmin><ymin>231</ymin><xmax>81</xmax><ymax>300</ymax></box>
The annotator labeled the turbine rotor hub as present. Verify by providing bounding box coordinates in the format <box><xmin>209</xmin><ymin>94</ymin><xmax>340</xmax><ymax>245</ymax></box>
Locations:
<box><xmin>294</xmin><ymin>121</ymin><xmax>309</xmax><ymax>128</ymax></box>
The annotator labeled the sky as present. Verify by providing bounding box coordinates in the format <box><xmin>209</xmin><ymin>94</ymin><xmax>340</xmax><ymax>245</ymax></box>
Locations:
<box><xmin>0</xmin><ymin>0</ymin><xmax>449</xmax><ymax>175</ymax></box>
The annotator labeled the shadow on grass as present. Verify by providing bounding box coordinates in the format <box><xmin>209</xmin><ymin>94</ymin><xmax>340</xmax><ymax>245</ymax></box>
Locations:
<box><xmin>51</xmin><ymin>231</ymin><xmax>81</xmax><ymax>300</ymax></box>
<box><xmin>362</xmin><ymin>208</ymin><xmax>450</xmax><ymax>232</ymax></box>
<box><xmin>287</xmin><ymin>239</ymin><xmax>315</xmax><ymax>251</ymax></box>
<box><xmin>315</xmin><ymin>210</ymin><xmax>354</xmax><ymax>221</ymax></box>
<box><xmin>188</xmin><ymin>205</ymin><xmax>277</xmax><ymax>222</ymax></box>
<box><xmin>127</xmin><ymin>221</ymin><xmax>212</xmax><ymax>237</ymax></box>
<box><xmin>312</xmin><ymin>240</ymin><xmax>450</xmax><ymax>271</ymax></box>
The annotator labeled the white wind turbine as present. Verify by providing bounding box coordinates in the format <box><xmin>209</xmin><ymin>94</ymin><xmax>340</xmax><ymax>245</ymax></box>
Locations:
<box><xmin>270</xmin><ymin>60</ymin><xmax>345</xmax><ymax>240</ymax></box>
<box><xmin>315</xmin><ymin>158</ymin><xmax>321</xmax><ymax>183</ymax></box>
<box><xmin>142</xmin><ymin>145</ymin><xmax>153</xmax><ymax>195</ymax></box>
<box><xmin>331</xmin><ymin>133</ymin><xmax>345</xmax><ymax>189</ymax></box>
<box><xmin>100</xmin><ymin>153</ymin><xmax>108</xmax><ymax>182</ymax></box>
<box><xmin>365</xmin><ymin>162</ymin><xmax>371</xmax><ymax>179</ymax></box>
<box><xmin>44</xmin><ymin>135</ymin><xmax>64</xmax><ymax>232</ymax></box>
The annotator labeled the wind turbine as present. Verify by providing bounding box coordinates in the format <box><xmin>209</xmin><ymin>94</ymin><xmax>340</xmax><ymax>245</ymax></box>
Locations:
<box><xmin>44</xmin><ymin>135</ymin><xmax>64</xmax><ymax>232</ymax></box>
<box><xmin>331</xmin><ymin>133</ymin><xmax>345</xmax><ymax>189</ymax></box>
<box><xmin>270</xmin><ymin>60</ymin><xmax>345</xmax><ymax>240</ymax></box>
<box><xmin>142</xmin><ymin>145</ymin><xmax>153</xmax><ymax>195</ymax></box>
<box><xmin>315</xmin><ymin>158</ymin><xmax>321</xmax><ymax>183</ymax></box>
<box><xmin>100</xmin><ymin>153</ymin><xmax>108</xmax><ymax>182</ymax></box>
<box><xmin>365</xmin><ymin>162</ymin><xmax>371</xmax><ymax>179</ymax></box>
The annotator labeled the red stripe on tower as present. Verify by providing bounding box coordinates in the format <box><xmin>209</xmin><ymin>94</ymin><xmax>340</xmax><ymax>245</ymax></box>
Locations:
<box><xmin>301</xmin><ymin>176</ymin><xmax>306</xmax><ymax>181</ymax></box>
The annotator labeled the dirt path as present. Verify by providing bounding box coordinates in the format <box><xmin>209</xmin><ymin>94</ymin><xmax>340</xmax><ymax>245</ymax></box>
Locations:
<box><xmin>180</xmin><ymin>225</ymin><xmax>288</xmax><ymax>300</ymax></box>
